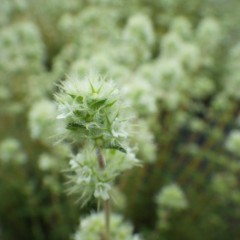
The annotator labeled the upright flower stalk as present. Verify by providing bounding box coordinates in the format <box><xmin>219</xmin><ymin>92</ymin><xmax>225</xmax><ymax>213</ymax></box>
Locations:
<box><xmin>55</xmin><ymin>74</ymin><xmax>138</xmax><ymax>240</ymax></box>
<box><xmin>96</xmin><ymin>148</ymin><xmax>110</xmax><ymax>240</ymax></box>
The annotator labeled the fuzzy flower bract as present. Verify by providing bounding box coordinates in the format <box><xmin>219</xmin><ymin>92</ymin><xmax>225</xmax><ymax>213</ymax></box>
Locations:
<box><xmin>55</xmin><ymin>75</ymin><xmax>129</xmax><ymax>152</ymax></box>
<box><xmin>67</xmin><ymin>146</ymin><xmax>138</xmax><ymax>205</ymax></box>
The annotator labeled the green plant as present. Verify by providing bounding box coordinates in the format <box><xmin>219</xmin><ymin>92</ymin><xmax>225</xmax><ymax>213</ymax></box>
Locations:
<box><xmin>55</xmin><ymin>74</ymin><xmax>140</xmax><ymax>240</ymax></box>
<box><xmin>1</xmin><ymin>0</ymin><xmax>240</xmax><ymax>239</ymax></box>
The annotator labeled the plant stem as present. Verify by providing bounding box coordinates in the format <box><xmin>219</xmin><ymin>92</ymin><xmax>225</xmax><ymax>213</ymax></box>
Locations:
<box><xmin>104</xmin><ymin>199</ymin><xmax>110</xmax><ymax>240</ymax></box>
<box><xmin>96</xmin><ymin>148</ymin><xmax>106</xmax><ymax>169</ymax></box>
<box><xmin>96</xmin><ymin>148</ymin><xmax>111</xmax><ymax>240</ymax></box>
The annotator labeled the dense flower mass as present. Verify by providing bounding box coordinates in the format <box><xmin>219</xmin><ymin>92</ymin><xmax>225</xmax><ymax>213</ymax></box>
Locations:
<box><xmin>67</xmin><ymin>145</ymin><xmax>138</xmax><ymax>204</ymax></box>
<box><xmin>226</xmin><ymin>130</ymin><xmax>240</xmax><ymax>156</ymax></box>
<box><xmin>0</xmin><ymin>138</ymin><xmax>27</xmax><ymax>164</ymax></box>
<box><xmin>155</xmin><ymin>184</ymin><xmax>188</xmax><ymax>230</ymax></box>
<box><xmin>156</xmin><ymin>184</ymin><xmax>188</xmax><ymax>210</ymax></box>
<box><xmin>74</xmin><ymin>212</ymin><xmax>141</xmax><ymax>240</ymax></box>
<box><xmin>55</xmin><ymin>75</ymin><xmax>130</xmax><ymax>152</ymax></box>
<box><xmin>1</xmin><ymin>0</ymin><xmax>240</xmax><ymax>239</ymax></box>
<box><xmin>55</xmin><ymin>74</ymin><xmax>139</xmax><ymax>207</ymax></box>
<box><xmin>28</xmin><ymin>99</ymin><xmax>57</xmax><ymax>143</ymax></box>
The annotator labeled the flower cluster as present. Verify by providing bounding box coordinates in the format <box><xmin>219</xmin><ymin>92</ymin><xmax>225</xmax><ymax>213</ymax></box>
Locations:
<box><xmin>155</xmin><ymin>184</ymin><xmax>188</xmax><ymax>230</ymax></box>
<box><xmin>131</xmin><ymin>120</ymin><xmax>157</xmax><ymax>163</ymax></box>
<box><xmin>55</xmin><ymin>74</ymin><xmax>140</xmax><ymax>207</ymax></box>
<box><xmin>226</xmin><ymin>130</ymin><xmax>240</xmax><ymax>156</ymax></box>
<box><xmin>156</xmin><ymin>184</ymin><xmax>188</xmax><ymax>210</ymax></box>
<box><xmin>0</xmin><ymin>138</ymin><xmax>27</xmax><ymax>164</ymax></box>
<box><xmin>67</xmin><ymin>146</ymin><xmax>138</xmax><ymax>204</ymax></box>
<box><xmin>56</xmin><ymin>75</ymin><xmax>130</xmax><ymax>152</ymax></box>
<box><xmin>28</xmin><ymin>99</ymin><xmax>58</xmax><ymax>144</ymax></box>
<box><xmin>0</xmin><ymin>21</ymin><xmax>46</xmax><ymax>114</ymax></box>
<box><xmin>2</xmin><ymin>0</ymin><xmax>240</xmax><ymax>239</ymax></box>
<box><xmin>54</xmin><ymin>74</ymin><xmax>142</xmax><ymax>239</ymax></box>
<box><xmin>74</xmin><ymin>212</ymin><xmax>141</xmax><ymax>240</ymax></box>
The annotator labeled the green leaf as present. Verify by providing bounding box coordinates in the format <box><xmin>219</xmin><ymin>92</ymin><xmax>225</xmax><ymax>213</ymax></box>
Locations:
<box><xmin>68</xmin><ymin>93</ymin><xmax>76</xmax><ymax>98</ymax></box>
<box><xmin>73</xmin><ymin>110</ymin><xmax>85</xmax><ymax>117</ymax></box>
<box><xmin>103</xmin><ymin>141</ymin><xmax>126</xmax><ymax>153</ymax></box>
<box><xmin>105</xmin><ymin>112</ymin><xmax>112</xmax><ymax>128</ymax></box>
<box><xmin>67</xmin><ymin>122</ymin><xmax>85</xmax><ymax>130</ymax></box>
<box><xmin>106</xmin><ymin>99</ymin><xmax>117</xmax><ymax>107</ymax></box>
<box><xmin>89</xmin><ymin>98</ymin><xmax>107</xmax><ymax>109</ymax></box>
<box><xmin>89</xmin><ymin>81</ymin><xmax>96</xmax><ymax>93</ymax></box>
<box><xmin>76</xmin><ymin>95</ymin><xmax>83</xmax><ymax>103</ymax></box>
<box><xmin>96</xmin><ymin>83</ymin><xmax>103</xmax><ymax>94</ymax></box>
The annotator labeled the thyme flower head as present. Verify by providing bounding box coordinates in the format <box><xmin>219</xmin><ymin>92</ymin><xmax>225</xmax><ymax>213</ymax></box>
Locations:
<box><xmin>67</xmin><ymin>146</ymin><xmax>139</xmax><ymax>205</ymax></box>
<box><xmin>226</xmin><ymin>130</ymin><xmax>240</xmax><ymax>156</ymax></box>
<box><xmin>156</xmin><ymin>184</ymin><xmax>188</xmax><ymax>210</ymax></box>
<box><xmin>74</xmin><ymin>212</ymin><xmax>141</xmax><ymax>240</ymax></box>
<box><xmin>55</xmin><ymin>74</ymin><xmax>130</xmax><ymax>152</ymax></box>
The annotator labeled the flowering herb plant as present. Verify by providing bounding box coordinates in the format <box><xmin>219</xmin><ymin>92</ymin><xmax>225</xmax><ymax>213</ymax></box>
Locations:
<box><xmin>55</xmin><ymin>74</ymin><xmax>139</xmax><ymax>240</ymax></box>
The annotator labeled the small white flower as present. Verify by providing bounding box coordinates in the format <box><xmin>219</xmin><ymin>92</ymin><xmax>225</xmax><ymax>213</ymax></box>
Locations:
<box><xmin>111</xmin><ymin>118</ymin><xmax>128</xmax><ymax>138</ymax></box>
<box><xmin>69</xmin><ymin>159</ymin><xmax>78</xmax><ymax>169</ymax></box>
<box><xmin>156</xmin><ymin>184</ymin><xmax>188</xmax><ymax>210</ymax></box>
<box><xmin>55</xmin><ymin>74</ymin><xmax>129</xmax><ymax>152</ymax></box>
<box><xmin>94</xmin><ymin>182</ymin><xmax>111</xmax><ymax>200</ymax></box>
<box><xmin>38</xmin><ymin>154</ymin><xmax>55</xmax><ymax>171</ymax></box>
<box><xmin>76</xmin><ymin>166</ymin><xmax>92</xmax><ymax>184</ymax></box>
<box><xmin>74</xmin><ymin>212</ymin><xmax>141</xmax><ymax>240</ymax></box>
<box><xmin>226</xmin><ymin>130</ymin><xmax>240</xmax><ymax>156</ymax></box>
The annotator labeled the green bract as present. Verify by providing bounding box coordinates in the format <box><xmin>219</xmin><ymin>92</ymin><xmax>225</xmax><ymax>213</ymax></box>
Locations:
<box><xmin>55</xmin><ymin>75</ymin><xmax>129</xmax><ymax>152</ymax></box>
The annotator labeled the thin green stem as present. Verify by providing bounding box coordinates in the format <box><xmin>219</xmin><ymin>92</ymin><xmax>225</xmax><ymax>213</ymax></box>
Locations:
<box><xmin>96</xmin><ymin>148</ymin><xmax>111</xmax><ymax>240</ymax></box>
<box><xmin>104</xmin><ymin>199</ymin><xmax>110</xmax><ymax>240</ymax></box>
<box><xmin>96</xmin><ymin>148</ymin><xmax>106</xmax><ymax>169</ymax></box>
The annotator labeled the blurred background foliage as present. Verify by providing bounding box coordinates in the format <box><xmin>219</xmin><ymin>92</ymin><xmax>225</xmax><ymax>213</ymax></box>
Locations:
<box><xmin>0</xmin><ymin>0</ymin><xmax>240</xmax><ymax>239</ymax></box>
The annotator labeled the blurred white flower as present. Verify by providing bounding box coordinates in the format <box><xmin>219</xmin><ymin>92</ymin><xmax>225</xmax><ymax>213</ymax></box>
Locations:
<box><xmin>226</xmin><ymin>130</ymin><xmax>240</xmax><ymax>156</ymax></box>
<box><xmin>74</xmin><ymin>212</ymin><xmax>141</xmax><ymax>240</ymax></box>
<box><xmin>0</xmin><ymin>138</ymin><xmax>27</xmax><ymax>164</ymax></box>
<box><xmin>156</xmin><ymin>183</ymin><xmax>188</xmax><ymax>210</ymax></box>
